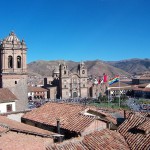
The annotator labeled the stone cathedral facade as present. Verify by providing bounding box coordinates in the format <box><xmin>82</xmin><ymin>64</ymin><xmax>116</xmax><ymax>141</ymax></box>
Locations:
<box><xmin>0</xmin><ymin>32</ymin><xmax>28</xmax><ymax>111</ymax></box>
<box><xmin>51</xmin><ymin>61</ymin><xmax>88</xmax><ymax>99</ymax></box>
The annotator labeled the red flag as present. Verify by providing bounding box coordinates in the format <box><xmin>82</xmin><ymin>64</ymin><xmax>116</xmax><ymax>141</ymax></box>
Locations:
<box><xmin>103</xmin><ymin>73</ymin><xmax>107</xmax><ymax>82</ymax></box>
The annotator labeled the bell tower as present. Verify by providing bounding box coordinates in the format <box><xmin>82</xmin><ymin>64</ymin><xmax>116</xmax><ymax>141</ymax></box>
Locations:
<box><xmin>0</xmin><ymin>32</ymin><xmax>28</xmax><ymax>111</ymax></box>
<box><xmin>78</xmin><ymin>61</ymin><xmax>88</xmax><ymax>98</ymax></box>
<box><xmin>59</xmin><ymin>61</ymin><xmax>69</xmax><ymax>99</ymax></box>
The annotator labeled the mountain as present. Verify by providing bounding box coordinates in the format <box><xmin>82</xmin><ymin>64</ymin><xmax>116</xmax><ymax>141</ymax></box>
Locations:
<box><xmin>107</xmin><ymin>58</ymin><xmax>150</xmax><ymax>75</ymax></box>
<box><xmin>27</xmin><ymin>60</ymin><xmax>130</xmax><ymax>78</ymax></box>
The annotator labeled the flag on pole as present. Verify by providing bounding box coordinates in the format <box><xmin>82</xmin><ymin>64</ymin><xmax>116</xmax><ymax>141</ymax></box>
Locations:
<box><xmin>108</xmin><ymin>76</ymin><xmax>119</xmax><ymax>85</ymax></box>
<box><xmin>103</xmin><ymin>73</ymin><xmax>108</xmax><ymax>82</ymax></box>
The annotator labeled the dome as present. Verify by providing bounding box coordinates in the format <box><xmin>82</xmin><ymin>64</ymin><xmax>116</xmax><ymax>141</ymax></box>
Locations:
<box><xmin>4</xmin><ymin>32</ymin><xmax>20</xmax><ymax>42</ymax></box>
<box><xmin>53</xmin><ymin>66</ymin><xmax>59</xmax><ymax>74</ymax></box>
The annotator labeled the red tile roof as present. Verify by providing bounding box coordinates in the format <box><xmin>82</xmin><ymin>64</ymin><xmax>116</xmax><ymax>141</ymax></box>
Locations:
<box><xmin>118</xmin><ymin>113</ymin><xmax>150</xmax><ymax>150</ymax></box>
<box><xmin>0</xmin><ymin>126</ymin><xmax>8</xmax><ymax>134</ymax></box>
<box><xmin>0</xmin><ymin>116</ymin><xmax>56</xmax><ymax>150</ymax></box>
<box><xmin>28</xmin><ymin>86</ymin><xmax>48</xmax><ymax>92</ymax></box>
<box><xmin>0</xmin><ymin>131</ymin><xmax>53</xmax><ymax>150</ymax></box>
<box><xmin>22</xmin><ymin>103</ymin><xmax>95</xmax><ymax>133</ymax></box>
<box><xmin>0</xmin><ymin>115</ymin><xmax>55</xmax><ymax>137</ymax></box>
<box><xmin>46</xmin><ymin>129</ymin><xmax>129</xmax><ymax>150</ymax></box>
<box><xmin>0</xmin><ymin>88</ymin><xmax>17</xmax><ymax>103</ymax></box>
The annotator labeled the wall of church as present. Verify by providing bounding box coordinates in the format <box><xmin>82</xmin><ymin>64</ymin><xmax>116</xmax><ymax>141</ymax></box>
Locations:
<box><xmin>2</xmin><ymin>74</ymin><xmax>28</xmax><ymax>111</ymax></box>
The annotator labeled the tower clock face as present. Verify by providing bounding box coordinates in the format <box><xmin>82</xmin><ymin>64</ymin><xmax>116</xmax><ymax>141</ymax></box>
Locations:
<box><xmin>82</xmin><ymin>70</ymin><xmax>85</xmax><ymax>74</ymax></box>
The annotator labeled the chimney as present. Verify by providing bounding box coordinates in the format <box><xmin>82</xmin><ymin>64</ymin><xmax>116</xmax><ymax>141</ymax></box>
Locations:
<box><xmin>55</xmin><ymin>118</ymin><xmax>63</xmax><ymax>142</ymax></box>
<box><xmin>124</xmin><ymin>110</ymin><xmax>126</xmax><ymax>119</ymax></box>
<box><xmin>107</xmin><ymin>122</ymin><xmax>111</xmax><ymax>129</ymax></box>
<box><xmin>56</xmin><ymin>118</ymin><xmax>60</xmax><ymax>134</ymax></box>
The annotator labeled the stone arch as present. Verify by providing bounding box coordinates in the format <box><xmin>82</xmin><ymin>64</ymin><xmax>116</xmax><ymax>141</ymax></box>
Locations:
<box><xmin>8</xmin><ymin>55</ymin><xmax>13</xmax><ymax>68</ymax></box>
<box><xmin>17</xmin><ymin>56</ymin><xmax>21</xmax><ymax>68</ymax></box>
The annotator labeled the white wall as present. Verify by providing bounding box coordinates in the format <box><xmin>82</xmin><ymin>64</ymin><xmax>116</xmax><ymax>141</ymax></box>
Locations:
<box><xmin>0</xmin><ymin>102</ymin><xmax>16</xmax><ymax>113</ymax></box>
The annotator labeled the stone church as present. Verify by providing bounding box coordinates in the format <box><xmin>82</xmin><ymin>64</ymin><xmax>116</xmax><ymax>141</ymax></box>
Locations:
<box><xmin>0</xmin><ymin>32</ymin><xmax>28</xmax><ymax>111</ymax></box>
<box><xmin>44</xmin><ymin>61</ymin><xmax>88</xmax><ymax>99</ymax></box>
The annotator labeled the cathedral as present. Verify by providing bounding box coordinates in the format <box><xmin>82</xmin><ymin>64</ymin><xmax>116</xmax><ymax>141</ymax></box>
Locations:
<box><xmin>0</xmin><ymin>32</ymin><xmax>28</xmax><ymax>111</ymax></box>
<box><xmin>44</xmin><ymin>61</ymin><xmax>88</xmax><ymax>99</ymax></box>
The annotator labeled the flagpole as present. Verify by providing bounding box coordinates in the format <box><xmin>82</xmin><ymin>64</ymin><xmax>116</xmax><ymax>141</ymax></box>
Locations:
<box><xmin>108</xmin><ymin>83</ymin><xmax>109</xmax><ymax>108</ymax></box>
<box><xmin>107</xmin><ymin>74</ymin><xmax>109</xmax><ymax>108</ymax></box>
<box><xmin>119</xmin><ymin>75</ymin><xmax>121</xmax><ymax>108</ymax></box>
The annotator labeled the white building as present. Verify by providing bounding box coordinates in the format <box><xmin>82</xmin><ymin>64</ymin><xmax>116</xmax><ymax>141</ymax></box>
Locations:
<box><xmin>0</xmin><ymin>88</ymin><xmax>17</xmax><ymax>113</ymax></box>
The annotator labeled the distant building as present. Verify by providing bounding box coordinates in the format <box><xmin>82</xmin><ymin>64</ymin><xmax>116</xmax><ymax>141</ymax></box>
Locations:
<box><xmin>133</xmin><ymin>83</ymin><xmax>150</xmax><ymax>98</ymax></box>
<box><xmin>28</xmin><ymin>86</ymin><xmax>48</xmax><ymax>100</ymax></box>
<box><xmin>0</xmin><ymin>32</ymin><xmax>28</xmax><ymax>111</ymax></box>
<box><xmin>44</xmin><ymin>61</ymin><xmax>88</xmax><ymax>99</ymax></box>
<box><xmin>108</xmin><ymin>82</ymin><xmax>132</xmax><ymax>97</ymax></box>
<box><xmin>132</xmin><ymin>73</ymin><xmax>150</xmax><ymax>85</ymax></box>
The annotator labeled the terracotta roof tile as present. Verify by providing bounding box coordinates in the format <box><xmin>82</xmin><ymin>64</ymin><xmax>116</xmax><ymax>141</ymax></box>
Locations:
<box><xmin>0</xmin><ymin>88</ymin><xmax>17</xmax><ymax>103</ymax></box>
<box><xmin>0</xmin><ymin>116</ymin><xmax>55</xmax><ymax>150</ymax></box>
<box><xmin>136</xmin><ymin>118</ymin><xmax>150</xmax><ymax>134</ymax></box>
<box><xmin>0</xmin><ymin>131</ymin><xmax>53</xmax><ymax>150</ymax></box>
<box><xmin>22</xmin><ymin>103</ymin><xmax>95</xmax><ymax>133</ymax></box>
<box><xmin>0</xmin><ymin>126</ymin><xmax>8</xmax><ymax>134</ymax></box>
<box><xmin>28</xmin><ymin>86</ymin><xmax>48</xmax><ymax>92</ymax></box>
<box><xmin>0</xmin><ymin>115</ymin><xmax>55</xmax><ymax>136</ymax></box>
<box><xmin>118</xmin><ymin>113</ymin><xmax>150</xmax><ymax>150</ymax></box>
<box><xmin>46</xmin><ymin>129</ymin><xmax>129</xmax><ymax>150</ymax></box>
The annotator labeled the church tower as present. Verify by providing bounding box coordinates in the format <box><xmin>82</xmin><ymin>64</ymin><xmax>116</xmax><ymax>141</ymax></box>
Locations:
<box><xmin>0</xmin><ymin>32</ymin><xmax>28</xmax><ymax>111</ymax></box>
<box><xmin>59</xmin><ymin>61</ymin><xmax>69</xmax><ymax>99</ymax></box>
<box><xmin>78</xmin><ymin>62</ymin><xmax>88</xmax><ymax>97</ymax></box>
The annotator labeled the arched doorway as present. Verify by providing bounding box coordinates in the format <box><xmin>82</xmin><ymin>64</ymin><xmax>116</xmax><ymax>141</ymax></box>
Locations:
<box><xmin>73</xmin><ymin>92</ymin><xmax>77</xmax><ymax>98</ymax></box>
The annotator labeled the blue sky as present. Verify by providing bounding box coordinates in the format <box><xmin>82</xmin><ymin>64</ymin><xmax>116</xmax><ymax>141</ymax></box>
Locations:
<box><xmin>0</xmin><ymin>0</ymin><xmax>150</xmax><ymax>63</ymax></box>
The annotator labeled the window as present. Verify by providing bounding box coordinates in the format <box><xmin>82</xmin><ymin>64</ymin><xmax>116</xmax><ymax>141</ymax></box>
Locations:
<box><xmin>7</xmin><ymin>104</ymin><xmax>12</xmax><ymax>112</ymax></box>
<box><xmin>17</xmin><ymin>56</ymin><xmax>21</xmax><ymax>68</ymax></box>
<box><xmin>64</xmin><ymin>70</ymin><xmax>66</xmax><ymax>74</ymax></box>
<box><xmin>15</xmin><ymin>81</ymin><xmax>17</xmax><ymax>84</ymax></box>
<box><xmin>8</xmin><ymin>56</ymin><xmax>13</xmax><ymax>68</ymax></box>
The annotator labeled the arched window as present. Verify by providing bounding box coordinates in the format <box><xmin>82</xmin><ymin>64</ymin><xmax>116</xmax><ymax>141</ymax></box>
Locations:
<box><xmin>17</xmin><ymin>56</ymin><xmax>21</xmax><ymax>68</ymax></box>
<box><xmin>8</xmin><ymin>56</ymin><xmax>13</xmax><ymax>68</ymax></box>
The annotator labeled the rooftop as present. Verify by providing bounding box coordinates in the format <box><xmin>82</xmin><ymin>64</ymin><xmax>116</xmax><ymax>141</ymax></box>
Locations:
<box><xmin>46</xmin><ymin>129</ymin><xmax>129</xmax><ymax>150</ymax></box>
<box><xmin>0</xmin><ymin>115</ymin><xmax>56</xmax><ymax>150</ymax></box>
<box><xmin>22</xmin><ymin>102</ymin><xmax>95</xmax><ymax>133</ymax></box>
<box><xmin>0</xmin><ymin>88</ymin><xmax>18</xmax><ymax>103</ymax></box>
<box><xmin>118</xmin><ymin>112</ymin><xmax>150</xmax><ymax>150</ymax></box>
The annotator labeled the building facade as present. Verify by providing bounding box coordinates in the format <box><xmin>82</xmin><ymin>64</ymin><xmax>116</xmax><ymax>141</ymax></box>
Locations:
<box><xmin>44</xmin><ymin>61</ymin><xmax>88</xmax><ymax>99</ymax></box>
<box><xmin>59</xmin><ymin>61</ymin><xmax>88</xmax><ymax>99</ymax></box>
<box><xmin>0</xmin><ymin>32</ymin><xmax>28</xmax><ymax>111</ymax></box>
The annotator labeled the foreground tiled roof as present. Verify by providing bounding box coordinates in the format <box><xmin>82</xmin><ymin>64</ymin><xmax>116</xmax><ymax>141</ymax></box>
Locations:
<box><xmin>0</xmin><ymin>115</ymin><xmax>55</xmax><ymax>137</ymax></box>
<box><xmin>22</xmin><ymin>102</ymin><xmax>95</xmax><ymax>133</ymax></box>
<box><xmin>0</xmin><ymin>88</ymin><xmax>17</xmax><ymax>103</ymax></box>
<box><xmin>0</xmin><ymin>116</ymin><xmax>56</xmax><ymax>150</ymax></box>
<box><xmin>87</xmin><ymin>107</ymin><xmax>117</xmax><ymax>125</ymax></box>
<box><xmin>0</xmin><ymin>131</ymin><xmax>52</xmax><ymax>150</ymax></box>
<box><xmin>46</xmin><ymin>129</ymin><xmax>129</xmax><ymax>150</ymax></box>
<box><xmin>118</xmin><ymin>113</ymin><xmax>150</xmax><ymax>150</ymax></box>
